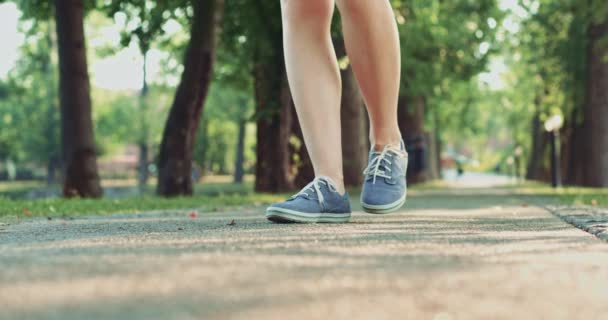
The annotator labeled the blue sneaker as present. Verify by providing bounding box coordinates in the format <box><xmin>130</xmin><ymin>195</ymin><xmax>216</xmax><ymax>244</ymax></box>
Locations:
<box><xmin>360</xmin><ymin>141</ymin><xmax>408</xmax><ymax>214</ymax></box>
<box><xmin>266</xmin><ymin>177</ymin><xmax>351</xmax><ymax>223</ymax></box>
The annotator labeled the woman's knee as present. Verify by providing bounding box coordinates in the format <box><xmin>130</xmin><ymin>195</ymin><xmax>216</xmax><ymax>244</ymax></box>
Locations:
<box><xmin>281</xmin><ymin>0</ymin><xmax>334</xmax><ymax>25</ymax></box>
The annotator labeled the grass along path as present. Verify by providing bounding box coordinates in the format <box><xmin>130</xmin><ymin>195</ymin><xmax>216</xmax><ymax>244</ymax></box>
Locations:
<box><xmin>0</xmin><ymin>193</ymin><xmax>286</xmax><ymax>222</ymax></box>
<box><xmin>1</xmin><ymin>179</ymin><xmax>606</xmax><ymax>223</ymax></box>
<box><xmin>0</xmin><ymin>181</ymin><xmax>286</xmax><ymax>221</ymax></box>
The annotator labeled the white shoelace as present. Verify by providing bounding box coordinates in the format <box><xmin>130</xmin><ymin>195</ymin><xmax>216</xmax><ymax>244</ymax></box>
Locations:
<box><xmin>291</xmin><ymin>176</ymin><xmax>339</xmax><ymax>205</ymax></box>
<box><xmin>363</xmin><ymin>144</ymin><xmax>407</xmax><ymax>184</ymax></box>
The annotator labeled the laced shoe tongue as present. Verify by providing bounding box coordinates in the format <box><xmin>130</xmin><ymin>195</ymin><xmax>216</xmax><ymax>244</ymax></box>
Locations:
<box><xmin>292</xmin><ymin>187</ymin><xmax>315</xmax><ymax>200</ymax></box>
<box><xmin>291</xmin><ymin>178</ymin><xmax>331</xmax><ymax>202</ymax></box>
<box><xmin>302</xmin><ymin>184</ymin><xmax>322</xmax><ymax>199</ymax></box>
<box><xmin>364</xmin><ymin>145</ymin><xmax>402</xmax><ymax>183</ymax></box>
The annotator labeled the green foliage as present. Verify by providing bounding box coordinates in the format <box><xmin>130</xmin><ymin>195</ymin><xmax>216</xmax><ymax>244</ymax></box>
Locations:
<box><xmin>492</xmin><ymin>0</ymin><xmax>599</xmax><ymax>174</ymax></box>
<box><xmin>100</xmin><ymin>0</ymin><xmax>189</xmax><ymax>54</ymax></box>
<box><xmin>3</xmin><ymin>0</ymin><xmax>605</xmax><ymax>188</ymax></box>
<box><xmin>90</xmin><ymin>84</ymin><xmax>175</xmax><ymax>157</ymax></box>
<box><xmin>93</xmin><ymin>91</ymin><xmax>138</xmax><ymax>154</ymax></box>
<box><xmin>193</xmin><ymin>84</ymin><xmax>255</xmax><ymax>174</ymax></box>
<box><xmin>10</xmin><ymin>0</ymin><xmax>96</xmax><ymax>20</ymax></box>
<box><xmin>389</xmin><ymin>0</ymin><xmax>507</xmax><ymax>170</ymax></box>
<box><xmin>0</xmin><ymin>16</ymin><xmax>59</xmax><ymax>165</ymax></box>
<box><xmin>394</xmin><ymin>0</ymin><xmax>503</xmax><ymax>96</ymax></box>
<box><xmin>221</xmin><ymin>0</ymin><xmax>285</xmax><ymax>120</ymax></box>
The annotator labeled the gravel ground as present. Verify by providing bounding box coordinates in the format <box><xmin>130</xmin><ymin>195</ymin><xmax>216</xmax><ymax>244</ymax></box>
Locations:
<box><xmin>1</xmin><ymin>189</ymin><xmax>607</xmax><ymax>320</ymax></box>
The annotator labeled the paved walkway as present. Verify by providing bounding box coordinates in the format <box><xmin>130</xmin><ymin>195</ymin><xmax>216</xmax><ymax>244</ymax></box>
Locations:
<box><xmin>548</xmin><ymin>205</ymin><xmax>608</xmax><ymax>241</ymax></box>
<box><xmin>1</xmin><ymin>189</ymin><xmax>607</xmax><ymax>320</ymax></box>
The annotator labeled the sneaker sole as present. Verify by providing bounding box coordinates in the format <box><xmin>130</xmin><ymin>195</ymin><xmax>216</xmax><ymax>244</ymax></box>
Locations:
<box><xmin>361</xmin><ymin>192</ymin><xmax>407</xmax><ymax>214</ymax></box>
<box><xmin>266</xmin><ymin>208</ymin><xmax>351</xmax><ymax>224</ymax></box>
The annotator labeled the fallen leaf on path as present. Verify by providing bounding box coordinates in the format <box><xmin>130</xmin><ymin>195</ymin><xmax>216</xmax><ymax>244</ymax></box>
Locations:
<box><xmin>189</xmin><ymin>211</ymin><xmax>198</xmax><ymax>219</ymax></box>
<box><xmin>22</xmin><ymin>209</ymin><xmax>33</xmax><ymax>217</ymax></box>
<box><xmin>521</xmin><ymin>204</ymin><xmax>529</xmax><ymax>208</ymax></box>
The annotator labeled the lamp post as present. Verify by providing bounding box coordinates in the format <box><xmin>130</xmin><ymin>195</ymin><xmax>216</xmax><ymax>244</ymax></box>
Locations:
<box><xmin>544</xmin><ymin>115</ymin><xmax>564</xmax><ymax>188</ymax></box>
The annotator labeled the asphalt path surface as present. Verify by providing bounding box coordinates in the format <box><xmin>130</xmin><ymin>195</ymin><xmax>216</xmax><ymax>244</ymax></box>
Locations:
<box><xmin>1</xmin><ymin>188</ymin><xmax>607</xmax><ymax>320</ymax></box>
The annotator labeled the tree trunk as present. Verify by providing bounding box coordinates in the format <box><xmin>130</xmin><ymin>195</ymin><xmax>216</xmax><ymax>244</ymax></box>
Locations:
<box><xmin>564</xmin><ymin>107</ymin><xmax>585</xmax><ymax>185</ymax></box>
<box><xmin>233</xmin><ymin>119</ymin><xmax>246</xmax><ymax>183</ymax></box>
<box><xmin>425</xmin><ymin>131</ymin><xmax>440</xmax><ymax>180</ymax></box>
<box><xmin>46</xmin><ymin>157</ymin><xmax>59</xmax><ymax>186</ymax></box>
<box><xmin>431</xmin><ymin>107</ymin><xmax>443</xmax><ymax>178</ymax></box>
<box><xmin>54</xmin><ymin>0</ymin><xmax>102</xmax><ymax>198</ymax></box>
<box><xmin>157</xmin><ymin>0</ymin><xmax>222</xmax><ymax>197</ymax></box>
<box><xmin>398</xmin><ymin>95</ymin><xmax>425</xmax><ymax>140</ymax></box>
<box><xmin>398</xmin><ymin>95</ymin><xmax>428</xmax><ymax>184</ymax></box>
<box><xmin>44</xmin><ymin>21</ymin><xmax>60</xmax><ymax>187</ymax></box>
<box><xmin>254</xmin><ymin>65</ymin><xmax>295</xmax><ymax>192</ymax></box>
<box><xmin>560</xmin><ymin>109</ymin><xmax>578</xmax><ymax>185</ymax></box>
<box><xmin>199</xmin><ymin>117</ymin><xmax>209</xmax><ymax>176</ymax></box>
<box><xmin>340</xmin><ymin>66</ymin><xmax>367</xmax><ymax>187</ymax></box>
<box><xmin>290</xmin><ymin>38</ymin><xmax>369</xmax><ymax>189</ymax></box>
<box><xmin>138</xmin><ymin>144</ymin><xmax>148</xmax><ymax>190</ymax></box>
<box><xmin>138</xmin><ymin>52</ymin><xmax>149</xmax><ymax>193</ymax></box>
<box><xmin>252</xmin><ymin>9</ymin><xmax>296</xmax><ymax>193</ymax></box>
<box><xmin>291</xmin><ymin>105</ymin><xmax>315</xmax><ymax>189</ymax></box>
<box><xmin>330</xmin><ymin>37</ymin><xmax>368</xmax><ymax>187</ymax></box>
<box><xmin>526</xmin><ymin>109</ymin><xmax>549</xmax><ymax>181</ymax></box>
<box><xmin>581</xmin><ymin>20</ymin><xmax>608</xmax><ymax>187</ymax></box>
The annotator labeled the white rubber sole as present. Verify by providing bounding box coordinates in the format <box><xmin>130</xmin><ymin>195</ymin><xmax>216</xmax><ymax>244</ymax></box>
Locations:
<box><xmin>266</xmin><ymin>207</ymin><xmax>351</xmax><ymax>224</ymax></box>
<box><xmin>361</xmin><ymin>192</ymin><xmax>407</xmax><ymax>214</ymax></box>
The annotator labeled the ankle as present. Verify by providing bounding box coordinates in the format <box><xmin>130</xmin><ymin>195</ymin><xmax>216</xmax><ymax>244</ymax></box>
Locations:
<box><xmin>372</xmin><ymin>139</ymin><xmax>402</xmax><ymax>152</ymax></box>
<box><xmin>317</xmin><ymin>175</ymin><xmax>346</xmax><ymax>195</ymax></box>
<box><xmin>371</xmin><ymin>131</ymin><xmax>402</xmax><ymax>150</ymax></box>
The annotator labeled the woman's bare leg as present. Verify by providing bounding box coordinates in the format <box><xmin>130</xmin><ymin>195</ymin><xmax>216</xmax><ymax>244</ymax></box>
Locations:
<box><xmin>281</xmin><ymin>0</ymin><xmax>345</xmax><ymax>193</ymax></box>
<box><xmin>336</xmin><ymin>0</ymin><xmax>402</xmax><ymax>148</ymax></box>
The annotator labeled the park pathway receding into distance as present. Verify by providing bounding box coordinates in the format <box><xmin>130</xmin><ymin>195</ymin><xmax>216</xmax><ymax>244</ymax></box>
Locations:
<box><xmin>1</xmin><ymin>188</ymin><xmax>607</xmax><ymax>320</ymax></box>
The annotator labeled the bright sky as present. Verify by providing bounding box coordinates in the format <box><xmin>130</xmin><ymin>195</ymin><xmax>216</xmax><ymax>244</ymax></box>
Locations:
<box><xmin>0</xmin><ymin>3</ymin><xmax>176</xmax><ymax>90</ymax></box>
<box><xmin>0</xmin><ymin>0</ymin><xmax>529</xmax><ymax>91</ymax></box>
<box><xmin>87</xmin><ymin>19</ymin><xmax>173</xmax><ymax>91</ymax></box>
<box><xmin>478</xmin><ymin>0</ymin><xmax>530</xmax><ymax>90</ymax></box>
<box><xmin>0</xmin><ymin>3</ymin><xmax>24</xmax><ymax>79</ymax></box>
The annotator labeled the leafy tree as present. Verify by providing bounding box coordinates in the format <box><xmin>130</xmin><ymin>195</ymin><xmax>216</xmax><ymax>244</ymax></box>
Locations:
<box><xmin>514</xmin><ymin>0</ymin><xmax>608</xmax><ymax>186</ymax></box>
<box><xmin>221</xmin><ymin>0</ymin><xmax>295</xmax><ymax>192</ymax></box>
<box><xmin>579</xmin><ymin>0</ymin><xmax>608</xmax><ymax>186</ymax></box>
<box><xmin>393</xmin><ymin>0</ymin><xmax>503</xmax><ymax>182</ymax></box>
<box><xmin>101</xmin><ymin>0</ymin><xmax>187</xmax><ymax>190</ymax></box>
<box><xmin>194</xmin><ymin>84</ymin><xmax>254</xmax><ymax>182</ymax></box>
<box><xmin>54</xmin><ymin>0</ymin><xmax>102</xmax><ymax>197</ymax></box>
<box><xmin>157</xmin><ymin>0</ymin><xmax>223</xmax><ymax>196</ymax></box>
<box><xmin>0</xmin><ymin>2</ymin><xmax>61</xmax><ymax>183</ymax></box>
